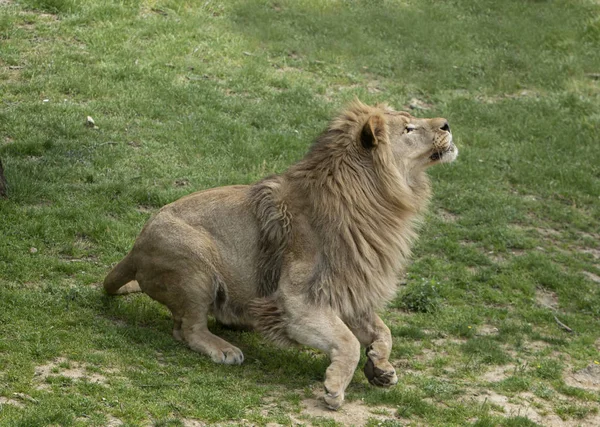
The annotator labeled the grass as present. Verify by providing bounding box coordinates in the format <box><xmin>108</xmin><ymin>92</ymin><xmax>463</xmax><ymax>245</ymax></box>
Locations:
<box><xmin>1</xmin><ymin>0</ymin><xmax>600</xmax><ymax>425</ymax></box>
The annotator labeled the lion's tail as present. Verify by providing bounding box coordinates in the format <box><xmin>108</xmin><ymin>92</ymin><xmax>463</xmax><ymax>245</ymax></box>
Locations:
<box><xmin>248</xmin><ymin>296</ymin><xmax>294</xmax><ymax>346</ymax></box>
<box><xmin>103</xmin><ymin>252</ymin><xmax>141</xmax><ymax>295</ymax></box>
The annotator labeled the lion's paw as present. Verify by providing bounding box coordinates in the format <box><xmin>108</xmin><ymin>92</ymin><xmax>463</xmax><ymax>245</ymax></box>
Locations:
<box><xmin>363</xmin><ymin>358</ymin><xmax>398</xmax><ymax>387</ymax></box>
<box><xmin>211</xmin><ymin>346</ymin><xmax>244</xmax><ymax>365</ymax></box>
<box><xmin>323</xmin><ymin>388</ymin><xmax>344</xmax><ymax>410</ymax></box>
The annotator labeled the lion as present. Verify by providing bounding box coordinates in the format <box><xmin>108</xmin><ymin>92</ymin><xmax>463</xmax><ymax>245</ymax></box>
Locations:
<box><xmin>103</xmin><ymin>100</ymin><xmax>457</xmax><ymax>409</ymax></box>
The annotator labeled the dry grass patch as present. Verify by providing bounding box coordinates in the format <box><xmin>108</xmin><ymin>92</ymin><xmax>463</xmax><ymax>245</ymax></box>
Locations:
<box><xmin>34</xmin><ymin>357</ymin><xmax>116</xmax><ymax>390</ymax></box>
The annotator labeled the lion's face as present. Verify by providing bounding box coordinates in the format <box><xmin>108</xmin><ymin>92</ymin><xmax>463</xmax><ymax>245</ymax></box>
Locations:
<box><xmin>385</xmin><ymin>111</ymin><xmax>458</xmax><ymax>169</ymax></box>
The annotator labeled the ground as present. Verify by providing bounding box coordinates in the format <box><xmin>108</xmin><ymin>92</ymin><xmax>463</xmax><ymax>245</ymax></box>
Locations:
<box><xmin>1</xmin><ymin>0</ymin><xmax>599</xmax><ymax>426</ymax></box>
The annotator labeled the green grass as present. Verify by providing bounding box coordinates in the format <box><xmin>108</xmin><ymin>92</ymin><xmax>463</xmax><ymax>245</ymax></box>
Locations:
<box><xmin>1</xmin><ymin>0</ymin><xmax>600</xmax><ymax>425</ymax></box>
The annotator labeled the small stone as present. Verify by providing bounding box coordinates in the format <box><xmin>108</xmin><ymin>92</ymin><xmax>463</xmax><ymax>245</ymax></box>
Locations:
<box><xmin>86</xmin><ymin>116</ymin><xmax>99</xmax><ymax>129</ymax></box>
<box><xmin>408</xmin><ymin>98</ymin><xmax>430</xmax><ymax>110</ymax></box>
<box><xmin>29</xmin><ymin>247</ymin><xmax>38</xmax><ymax>254</ymax></box>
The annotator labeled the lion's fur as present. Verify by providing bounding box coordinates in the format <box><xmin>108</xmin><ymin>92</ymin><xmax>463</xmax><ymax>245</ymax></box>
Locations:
<box><xmin>249</xmin><ymin>176</ymin><xmax>292</xmax><ymax>297</ymax></box>
<box><xmin>287</xmin><ymin>102</ymin><xmax>431</xmax><ymax>314</ymax></box>
<box><xmin>245</xmin><ymin>101</ymin><xmax>432</xmax><ymax>343</ymax></box>
<box><xmin>103</xmin><ymin>100</ymin><xmax>456</xmax><ymax>401</ymax></box>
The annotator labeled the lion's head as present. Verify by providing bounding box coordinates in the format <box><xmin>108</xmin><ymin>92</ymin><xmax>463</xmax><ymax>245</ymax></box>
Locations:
<box><xmin>294</xmin><ymin>100</ymin><xmax>457</xmax><ymax>214</ymax></box>
<box><xmin>347</xmin><ymin>101</ymin><xmax>458</xmax><ymax>177</ymax></box>
<box><xmin>302</xmin><ymin>100</ymin><xmax>457</xmax><ymax>181</ymax></box>
<box><xmin>375</xmin><ymin>107</ymin><xmax>457</xmax><ymax>167</ymax></box>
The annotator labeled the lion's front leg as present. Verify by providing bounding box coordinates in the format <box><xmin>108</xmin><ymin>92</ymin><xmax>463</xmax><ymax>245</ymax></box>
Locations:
<box><xmin>349</xmin><ymin>314</ymin><xmax>398</xmax><ymax>387</ymax></box>
<box><xmin>285</xmin><ymin>302</ymin><xmax>361</xmax><ymax>410</ymax></box>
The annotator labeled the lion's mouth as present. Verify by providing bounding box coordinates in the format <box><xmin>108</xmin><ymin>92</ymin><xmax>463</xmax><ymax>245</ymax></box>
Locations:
<box><xmin>429</xmin><ymin>144</ymin><xmax>458</xmax><ymax>163</ymax></box>
<box><xmin>430</xmin><ymin>151</ymin><xmax>443</xmax><ymax>161</ymax></box>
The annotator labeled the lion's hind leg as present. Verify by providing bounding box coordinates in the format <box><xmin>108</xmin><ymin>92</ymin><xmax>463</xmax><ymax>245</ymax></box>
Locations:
<box><xmin>144</xmin><ymin>269</ymin><xmax>244</xmax><ymax>365</ymax></box>
<box><xmin>134</xmin><ymin>218</ymin><xmax>244</xmax><ymax>365</ymax></box>
<box><xmin>180</xmin><ymin>309</ymin><xmax>244</xmax><ymax>365</ymax></box>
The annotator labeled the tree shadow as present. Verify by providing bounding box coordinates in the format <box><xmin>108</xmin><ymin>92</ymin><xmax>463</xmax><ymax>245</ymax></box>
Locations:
<box><xmin>224</xmin><ymin>0</ymin><xmax>595</xmax><ymax>96</ymax></box>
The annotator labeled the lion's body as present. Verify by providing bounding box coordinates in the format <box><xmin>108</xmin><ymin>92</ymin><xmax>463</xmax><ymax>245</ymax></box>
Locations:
<box><xmin>104</xmin><ymin>101</ymin><xmax>457</xmax><ymax>409</ymax></box>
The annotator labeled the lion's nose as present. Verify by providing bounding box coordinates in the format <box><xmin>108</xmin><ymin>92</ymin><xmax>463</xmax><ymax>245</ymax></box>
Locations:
<box><xmin>440</xmin><ymin>122</ymin><xmax>450</xmax><ymax>133</ymax></box>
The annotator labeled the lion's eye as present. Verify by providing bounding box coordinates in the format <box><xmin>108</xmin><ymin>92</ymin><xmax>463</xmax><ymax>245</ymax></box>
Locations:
<box><xmin>405</xmin><ymin>124</ymin><xmax>416</xmax><ymax>134</ymax></box>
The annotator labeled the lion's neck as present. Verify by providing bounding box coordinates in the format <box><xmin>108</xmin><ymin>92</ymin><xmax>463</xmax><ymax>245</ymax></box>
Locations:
<box><xmin>286</xmin><ymin>154</ymin><xmax>431</xmax><ymax>318</ymax></box>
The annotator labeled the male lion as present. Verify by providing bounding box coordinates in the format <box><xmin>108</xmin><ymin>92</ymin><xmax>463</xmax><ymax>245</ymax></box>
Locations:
<box><xmin>104</xmin><ymin>100</ymin><xmax>457</xmax><ymax>409</ymax></box>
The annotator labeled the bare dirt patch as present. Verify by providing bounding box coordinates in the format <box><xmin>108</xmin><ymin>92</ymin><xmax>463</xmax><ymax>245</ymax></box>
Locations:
<box><xmin>105</xmin><ymin>415</ymin><xmax>124</xmax><ymax>426</ymax></box>
<box><xmin>299</xmin><ymin>397</ymin><xmax>397</xmax><ymax>426</ymax></box>
<box><xmin>565</xmin><ymin>363</ymin><xmax>600</xmax><ymax>392</ymax></box>
<box><xmin>578</xmin><ymin>231</ymin><xmax>600</xmax><ymax>241</ymax></box>
<box><xmin>467</xmin><ymin>387</ymin><xmax>600</xmax><ymax>426</ymax></box>
<box><xmin>475</xmin><ymin>90</ymin><xmax>541</xmax><ymax>105</ymax></box>
<box><xmin>578</xmin><ymin>247</ymin><xmax>600</xmax><ymax>260</ymax></box>
<box><xmin>78</xmin><ymin>415</ymin><xmax>124</xmax><ymax>426</ymax></box>
<box><xmin>480</xmin><ymin>365</ymin><xmax>516</xmax><ymax>383</ymax></box>
<box><xmin>535</xmin><ymin>227</ymin><xmax>561</xmax><ymax>239</ymax></box>
<box><xmin>366</xmin><ymin>81</ymin><xmax>384</xmax><ymax>94</ymax></box>
<box><xmin>535</xmin><ymin>288</ymin><xmax>559</xmax><ymax>310</ymax></box>
<box><xmin>432</xmin><ymin>337</ymin><xmax>467</xmax><ymax>347</ymax></box>
<box><xmin>405</xmin><ymin>97</ymin><xmax>433</xmax><ymax>111</ymax></box>
<box><xmin>527</xmin><ymin>341</ymin><xmax>551</xmax><ymax>353</ymax></box>
<box><xmin>0</xmin><ymin>396</ymin><xmax>24</xmax><ymax>408</ymax></box>
<box><xmin>437</xmin><ymin>208</ymin><xmax>459</xmax><ymax>223</ymax></box>
<box><xmin>136</xmin><ymin>205</ymin><xmax>155</xmax><ymax>214</ymax></box>
<box><xmin>510</xmin><ymin>224</ymin><xmax>562</xmax><ymax>245</ymax></box>
<box><xmin>34</xmin><ymin>357</ymin><xmax>114</xmax><ymax>390</ymax></box>
<box><xmin>486</xmin><ymin>251</ymin><xmax>506</xmax><ymax>264</ymax></box>
<box><xmin>583</xmin><ymin>271</ymin><xmax>600</xmax><ymax>283</ymax></box>
<box><xmin>275</xmin><ymin>65</ymin><xmax>302</xmax><ymax>74</ymax></box>
<box><xmin>466</xmin><ymin>390</ymin><xmax>570</xmax><ymax>426</ymax></box>
<box><xmin>476</xmin><ymin>324</ymin><xmax>499</xmax><ymax>337</ymax></box>
<box><xmin>181</xmin><ymin>419</ymin><xmax>206</xmax><ymax>427</ymax></box>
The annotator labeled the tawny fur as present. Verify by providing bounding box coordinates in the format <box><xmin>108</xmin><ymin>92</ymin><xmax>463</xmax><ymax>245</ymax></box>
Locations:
<box><xmin>103</xmin><ymin>99</ymin><xmax>457</xmax><ymax>409</ymax></box>
<box><xmin>247</xmin><ymin>103</ymin><xmax>433</xmax><ymax>338</ymax></box>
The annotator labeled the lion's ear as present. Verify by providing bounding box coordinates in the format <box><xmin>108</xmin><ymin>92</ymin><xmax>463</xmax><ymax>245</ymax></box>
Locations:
<box><xmin>360</xmin><ymin>114</ymin><xmax>386</xmax><ymax>150</ymax></box>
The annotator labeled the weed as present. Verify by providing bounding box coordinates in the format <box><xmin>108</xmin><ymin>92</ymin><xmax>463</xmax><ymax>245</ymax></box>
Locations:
<box><xmin>532</xmin><ymin>359</ymin><xmax>563</xmax><ymax>381</ymax></box>
<box><xmin>394</xmin><ymin>279</ymin><xmax>440</xmax><ymax>313</ymax></box>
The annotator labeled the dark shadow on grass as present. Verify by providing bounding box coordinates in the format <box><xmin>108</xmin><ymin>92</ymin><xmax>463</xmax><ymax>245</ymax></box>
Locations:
<box><xmin>97</xmin><ymin>290</ymin><xmax>330</xmax><ymax>388</ymax></box>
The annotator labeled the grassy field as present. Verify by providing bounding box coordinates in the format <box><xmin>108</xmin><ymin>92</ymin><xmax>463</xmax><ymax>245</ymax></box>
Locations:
<box><xmin>1</xmin><ymin>0</ymin><xmax>600</xmax><ymax>425</ymax></box>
